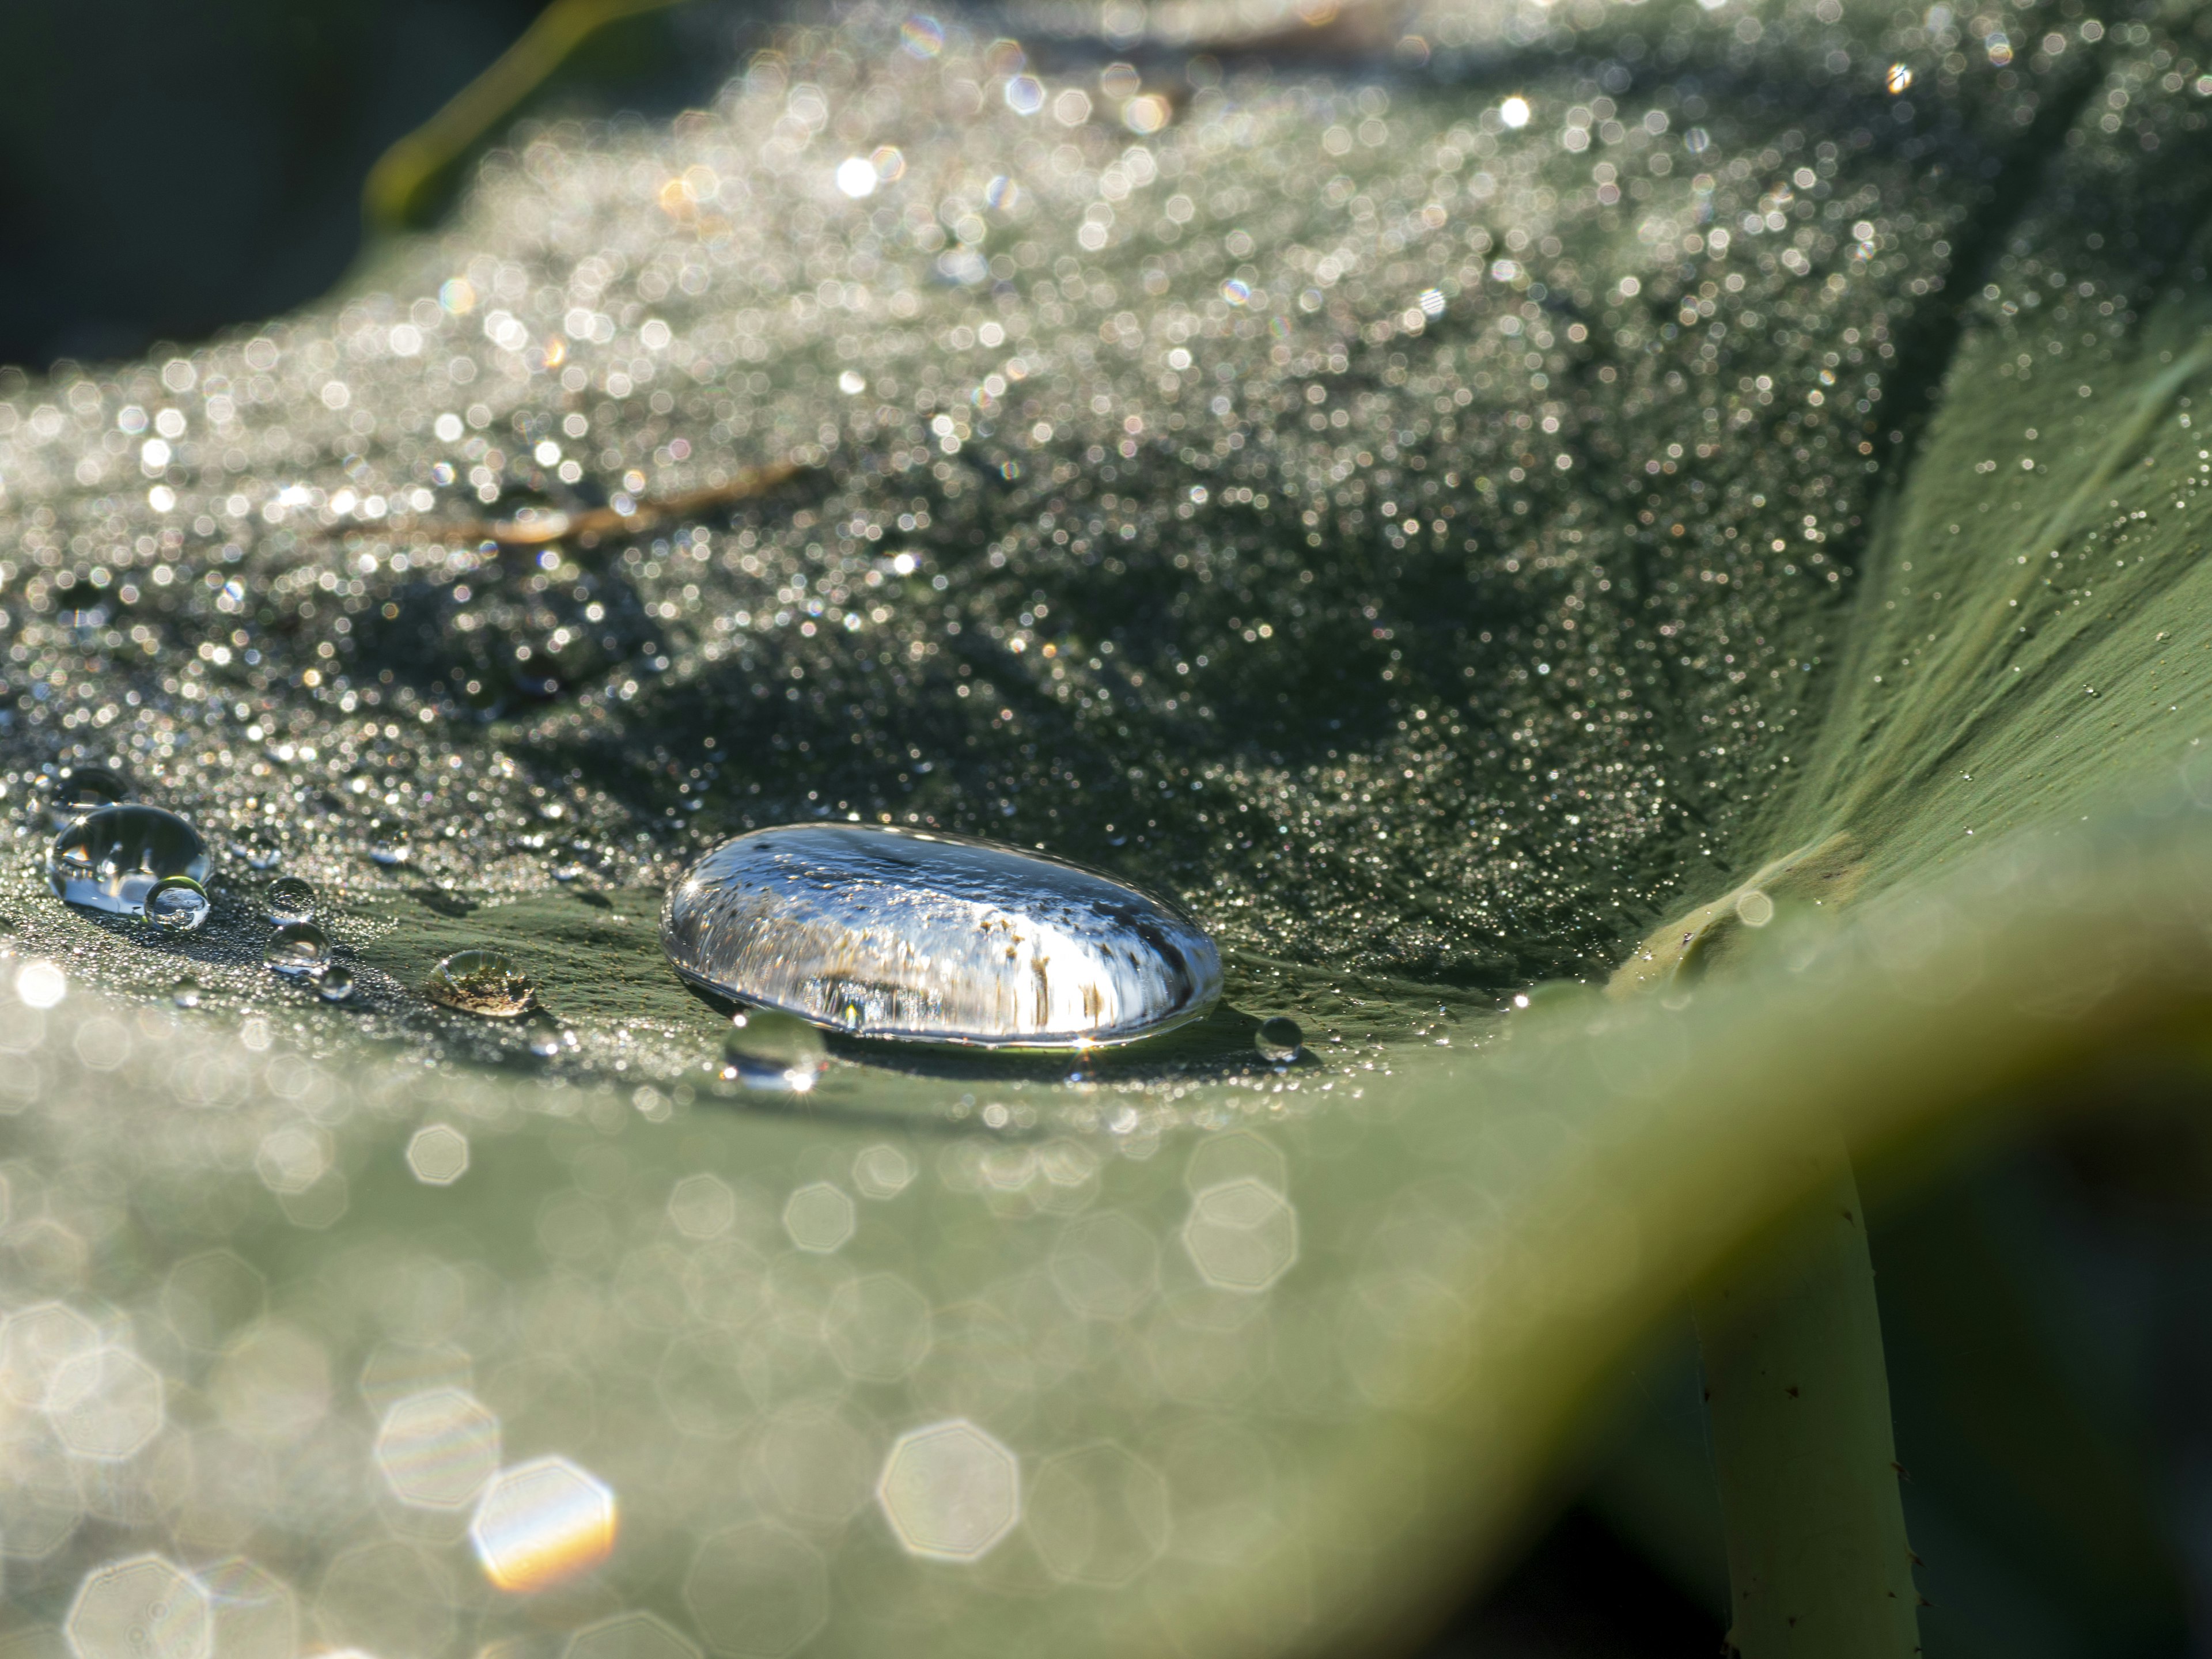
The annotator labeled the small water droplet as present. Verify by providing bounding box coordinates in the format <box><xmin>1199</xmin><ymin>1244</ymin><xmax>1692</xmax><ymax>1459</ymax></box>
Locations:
<box><xmin>425</xmin><ymin>949</ymin><xmax>534</xmax><ymax>1017</ymax></box>
<box><xmin>721</xmin><ymin>1009</ymin><xmax>828</xmax><ymax>1093</ymax></box>
<box><xmin>172</xmin><ymin>976</ymin><xmax>202</xmax><ymax>1009</ymax></box>
<box><xmin>146</xmin><ymin>876</ymin><xmax>211</xmax><ymax>933</ymax></box>
<box><xmin>1255</xmin><ymin>1016</ymin><xmax>1304</xmax><ymax>1063</ymax></box>
<box><xmin>265</xmin><ymin>922</ymin><xmax>330</xmax><ymax>976</ymax></box>
<box><xmin>266</xmin><ymin>875</ymin><xmax>317</xmax><ymax>925</ymax></box>
<box><xmin>315</xmin><ymin>964</ymin><xmax>356</xmax><ymax>1003</ymax></box>
<box><xmin>47</xmin><ymin>805</ymin><xmax>210</xmax><ymax>918</ymax></box>
<box><xmin>370</xmin><ymin>842</ymin><xmax>412</xmax><ymax>868</ymax></box>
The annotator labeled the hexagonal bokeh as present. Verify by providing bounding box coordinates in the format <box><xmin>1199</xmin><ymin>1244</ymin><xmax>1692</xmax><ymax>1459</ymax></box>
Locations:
<box><xmin>1049</xmin><ymin>1212</ymin><xmax>1160</xmax><ymax>1321</ymax></box>
<box><xmin>566</xmin><ymin>1611</ymin><xmax>700</xmax><ymax>1659</ymax></box>
<box><xmin>683</xmin><ymin>1524</ymin><xmax>828</xmax><ymax>1657</ymax></box>
<box><xmin>0</xmin><ymin>1303</ymin><xmax>100</xmax><ymax>1408</ymax></box>
<box><xmin>1183</xmin><ymin>1130</ymin><xmax>1289</xmax><ymax>1199</ymax></box>
<box><xmin>1181</xmin><ymin>1179</ymin><xmax>1300</xmax><ymax>1293</ymax></box>
<box><xmin>1026</xmin><ymin>1444</ymin><xmax>1173</xmax><ymax>1586</ymax></box>
<box><xmin>201</xmin><ymin>1557</ymin><xmax>298</xmax><ymax>1659</ymax></box>
<box><xmin>469</xmin><ymin>1456</ymin><xmax>617</xmax><ymax>1592</ymax></box>
<box><xmin>751</xmin><ymin>1404</ymin><xmax>878</xmax><ymax>1529</ymax></box>
<box><xmin>211</xmin><ymin>1320</ymin><xmax>332</xmax><ymax>1448</ymax></box>
<box><xmin>851</xmin><ymin>1143</ymin><xmax>915</xmax><ymax>1200</ymax></box>
<box><xmin>66</xmin><ymin>1555</ymin><xmax>211</xmax><ymax>1659</ymax></box>
<box><xmin>161</xmin><ymin>1251</ymin><xmax>267</xmax><ymax>1353</ymax></box>
<box><xmin>781</xmin><ymin>1183</ymin><xmax>855</xmax><ymax>1254</ymax></box>
<box><xmin>654</xmin><ymin>1329</ymin><xmax>749</xmax><ymax>1441</ymax></box>
<box><xmin>314</xmin><ymin>1538</ymin><xmax>456</xmax><ymax>1659</ymax></box>
<box><xmin>374</xmin><ymin>1388</ymin><xmax>502</xmax><ymax>1510</ymax></box>
<box><xmin>667</xmin><ymin>1173</ymin><xmax>737</xmax><ymax>1240</ymax></box>
<box><xmin>46</xmin><ymin>1346</ymin><xmax>165</xmax><ymax>1461</ymax></box>
<box><xmin>252</xmin><ymin>1124</ymin><xmax>329</xmax><ymax>1195</ymax></box>
<box><xmin>875</xmin><ymin>1419</ymin><xmax>1021</xmax><ymax>1562</ymax></box>
<box><xmin>823</xmin><ymin>1272</ymin><xmax>933</xmax><ymax>1382</ymax></box>
<box><xmin>404</xmin><ymin>1125</ymin><xmax>470</xmax><ymax>1186</ymax></box>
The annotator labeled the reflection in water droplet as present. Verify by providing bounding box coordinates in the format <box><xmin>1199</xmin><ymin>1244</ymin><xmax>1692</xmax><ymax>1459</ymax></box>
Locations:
<box><xmin>147</xmin><ymin>876</ymin><xmax>211</xmax><ymax>933</ymax></box>
<box><xmin>264</xmin><ymin>923</ymin><xmax>329</xmax><ymax>977</ymax></box>
<box><xmin>468</xmin><ymin>1455</ymin><xmax>618</xmax><ymax>1592</ymax></box>
<box><xmin>1255</xmin><ymin>1017</ymin><xmax>1304</xmax><ymax>1063</ymax></box>
<box><xmin>265</xmin><ymin>876</ymin><xmax>316</xmax><ymax>925</ymax></box>
<box><xmin>46</xmin><ymin>764</ymin><xmax>131</xmax><ymax>829</ymax></box>
<box><xmin>316</xmin><ymin>965</ymin><xmax>356</xmax><ymax>1003</ymax></box>
<box><xmin>721</xmin><ymin>1010</ymin><xmax>828</xmax><ymax>1094</ymax></box>
<box><xmin>425</xmin><ymin>950</ymin><xmax>534</xmax><ymax>1017</ymax></box>
<box><xmin>48</xmin><ymin>806</ymin><xmax>211</xmax><ymax>918</ymax></box>
<box><xmin>663</xmin><ymin>825</ymin><xmax>1221</xmax><ymax>1047</ymax></box>
<box><xmin>172</xmin><ymin>976</ymin><xmax>203</xmax><ymax>1009</ymax></box>
<box><xmin>370</xmin><ymin>842</ymin><xmax>412</xmax><ymax>868</ymax></box>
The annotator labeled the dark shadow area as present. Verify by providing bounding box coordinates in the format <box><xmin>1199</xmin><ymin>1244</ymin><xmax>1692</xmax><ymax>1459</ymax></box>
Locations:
<box><xmin>1409</xmin><ymin>1508</ymin><xmax>1723</xmax><ymax>1658</ymax></box>
<box><xmin>0</xmin><ymin>0</ymin><xmax>759</xmax><ymax>370</ymax></box>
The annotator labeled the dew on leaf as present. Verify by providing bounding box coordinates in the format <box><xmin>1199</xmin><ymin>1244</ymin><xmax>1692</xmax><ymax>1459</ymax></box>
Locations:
<box><xmin>264</xmin><ymin>877</ymin><xmax>316</xmax><ymax>925</ymax></box>
<box><xmin>48</xmin><ymin>806</ymin><xmax>210</xmax><ymax>919</ymax></box>
<box><xmin>146</xmin><ymin>876</ymin><xmax>211</xmax><ymax>934</ymax></box>
<box><xmin>264</xmin><ymin>923</ymin><xmax>330</xmax><ymax>977</ymax></box>
<box><xmin>664</xmin><ymin>825</ymin><xmax>1221</xmax><ymax>1047</ymax></box>
<box><xmin>426</xmin><ymin>950</ymin><xmax>534</xmax><ymax>1017</ymax></box>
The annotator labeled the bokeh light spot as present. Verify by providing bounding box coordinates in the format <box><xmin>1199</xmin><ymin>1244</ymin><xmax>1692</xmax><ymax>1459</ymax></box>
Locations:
<box><xmin>469</xmin><ymin>1456</ymin><xmax>617</xmax><ymax>1591</ymax></box>
<box><xmin>876</xmin><ymin>1419</ymin><xmax>1020</xmax><ymax>1562</ymax></box>
<box><xmin>1181</xmin><ymin>1179</ymin><xmax>1299</xmax><ymax>1292</ymax></box>
<box><xmin>782</xmin><ymin>1182</ymin><xmax>855</xmax><ymax>1253</ymax></box>
<box><xmin>66</xmin><ymin>1556</ymin><xmax>210</xmax><ymax>1659</ymax></box>
<box><xmin>683</xmin><ymin>1524</ymin><xmax>828</xmax><ymax>1657</ymax></box>
<box><xmin>405</xmin><ymin>1124</ymin><xmax>470</xmax><ymax>1185</ymax></box>
<box><xmin>374</xmin><ymin>1388</ymin><xmax>502</xmax><ymax>1510</ymax></box>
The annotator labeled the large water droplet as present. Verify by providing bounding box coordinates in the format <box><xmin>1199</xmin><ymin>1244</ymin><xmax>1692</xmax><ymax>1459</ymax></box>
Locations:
<box><xmin>316</xmin><ymin>964</ymin><xmax>356</xmax><ymax>1003</ymax></box>
<box><xmin>172</xmin><ymin>976</ymin><xmax>202</xmax><ymax>1009</ymax></box>
<box><xmin>47</xmin><ymin>805</ymin><xmax>211</xmax><ymax>918</ymax></box>
<box><xmin>265</xmin><ymin>876</ymin><xmax>317</xmax><ymax>925</ymax></box>
<box><xmin>146</xmin><ymin>877</ymin><xmax>211</xmax><ymax>934</ymax></box>
<box><xmin>425</xmin><ymin>949</ymin><xmax>534</xmax><ymax>1017</ymax></box>
<box><xmin>266</xmin><ymin>922</ymin><xmax>330</xmax><ymax>976</ymax></box>
<box><xmin>721</xmin><ymin>1010</ymin><xmax>828</xmax><ymax>1093</ymax></box>
<box><xmin>662</xmin><ymin>825</ymin><xmax>1221</xmax><ymax>1048</ymax></box>
<box><xmin>1255</xmin><ymin>1016</ymin><xmax>1304</xmax><ymax>1064</ymax></box>
<box><xmin>43</xmin><ymin>764</ymin><xmax>130</xmax><ymax>829</ymax></box>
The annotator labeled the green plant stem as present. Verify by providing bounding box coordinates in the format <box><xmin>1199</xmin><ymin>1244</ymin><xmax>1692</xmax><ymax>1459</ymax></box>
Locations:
<box><xmin>1694</xmin><ymin>1136</ymin><xmax>1921</xmax><ymax>1658</ymax></box>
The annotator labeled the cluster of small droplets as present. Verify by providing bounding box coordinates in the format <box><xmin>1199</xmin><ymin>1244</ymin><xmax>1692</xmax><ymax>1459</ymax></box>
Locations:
<box><xmin>0</xmin><ymin>0</ymin><xmax>2109</xmax><ymax>1039</ymax></box>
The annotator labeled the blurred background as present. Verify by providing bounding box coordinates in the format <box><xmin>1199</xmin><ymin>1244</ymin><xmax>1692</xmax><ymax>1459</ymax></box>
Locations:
<box><xmin>7</xmin><ymin>3</ymin><xmax>2207</xmax><ymax>1656</ymax></box>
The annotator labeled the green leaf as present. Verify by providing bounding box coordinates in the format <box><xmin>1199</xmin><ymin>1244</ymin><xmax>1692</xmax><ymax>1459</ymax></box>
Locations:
<box><xmin>1</xmin><ymin>0</ymin><xmax>2210</xmax><ymax>1652</ymax></box>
